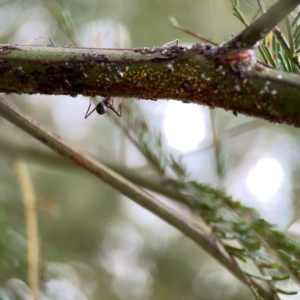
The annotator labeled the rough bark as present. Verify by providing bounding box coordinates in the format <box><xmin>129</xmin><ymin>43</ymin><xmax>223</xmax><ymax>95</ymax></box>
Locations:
<box><xmin>0</xmin><ymin>43</ymin><xmax>300</xmax><ymax>126</ymax></box>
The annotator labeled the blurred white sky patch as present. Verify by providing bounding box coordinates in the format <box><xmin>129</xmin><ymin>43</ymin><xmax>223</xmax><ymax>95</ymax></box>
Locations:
<box><xmin>120</xmin><ymin>194</ymin><xmax>189</xmax><ymax>251</ymax></box>
<box><xmin>45</xmin><ymin>279</ymin><xmax>87</xmax><ymax>300</ymax></box>
<box><xmin>193</xmin><ymin>266</ymin><xmax>239</xmax><ymax>299</ymax></box>
<box><xmin>246</xmin><ymin>158</ymin><xmax>283</xmax><ymax>202</ymax></box>
<box><xmin>226</xmin><ymin>132</ymin><xmax>294</xmax><ymax>227</ymax></box>
<box><xmin>163</xmin><ymin>101</ymin><xmax>205</xmax><ymax>152</ymax></box>
<box><xmin>125</xmin><ymin>141</ymin><xmax>148</xmax><ymax>168</ymax></box>
<box><xmin>244</xmin><ymin>157</ymin><xmax>292</xmax><ymax>227</ymax></box>
<box><xmin>78</xmin><ymin>19</ymin><xmax>131</xmax><ymax>48</ymax></box>
<box><xmin>52</xmin><ymin>96</ymin><xmax>93</xmax><ymax>141</ymax></box>
<box><xmin>99</xmin><ymin>220</ymin><xmax>153</xmax><ymax>300</ymax></box>
<box><xmin>11</xmin><ymin>5</ymin><xmax>54</xmax><ymax>45</ymax></box>
<box><xmin>45</xmin><ymin>262</ymin><xmax>91</xmax><ymax>300</ymax></box>
<box><xmin>289</xmin><ymin>221</ymin><xmax>300</xmax><ymax>236</ymax></box>
<box><xmin>13</xmin><ymin>20</ymin><xmax>48</xmax><ymax>44</ymax></box>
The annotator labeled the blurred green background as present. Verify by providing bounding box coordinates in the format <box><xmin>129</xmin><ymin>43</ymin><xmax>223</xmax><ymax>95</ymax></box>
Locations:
<box><xmin>0</xmin><ymin>0</ymin><xmax>299</xmax><ymax>299</ymax></box>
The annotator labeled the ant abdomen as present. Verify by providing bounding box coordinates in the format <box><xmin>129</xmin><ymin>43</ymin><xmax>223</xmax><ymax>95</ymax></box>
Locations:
<box><xmin>96</xmin><ymin>102</ymin><xmax>108</xmax><ymax>115</ymax></box>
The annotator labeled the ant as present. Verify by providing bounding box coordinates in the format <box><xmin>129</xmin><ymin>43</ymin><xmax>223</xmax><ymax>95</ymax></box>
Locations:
<box><xmin>84</xmin><ymin>96</ymin><xmax>124</xmax><ymax>119</ymax></box>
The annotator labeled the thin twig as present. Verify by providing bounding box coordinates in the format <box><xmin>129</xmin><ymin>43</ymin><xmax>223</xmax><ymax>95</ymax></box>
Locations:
<box><xmin>224</xmin><ymin>0</ymin><xmax>300</xmax><ymax>51</ymax></box>
<box><xmin>169</xmin><ymin>16</ymin><xmax>218</xmax><ymax>46</ymax></box>
<box><xmin>15</xmin><ymin>160</ymin><xmax>39</xmax><ymax>300</ymax></box>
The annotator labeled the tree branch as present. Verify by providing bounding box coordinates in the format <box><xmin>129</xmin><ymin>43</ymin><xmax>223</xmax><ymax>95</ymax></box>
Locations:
<box><xmin>1</xmin><ymin>43</ymin><xmax>300</xmax><ymax>127</ymax></box>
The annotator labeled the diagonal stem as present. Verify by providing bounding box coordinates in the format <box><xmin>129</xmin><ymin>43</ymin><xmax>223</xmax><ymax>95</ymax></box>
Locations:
<box><xmin>223</xmin><ymin>0</ymin><xmax>300</xmax><ymax>52</ymax></box>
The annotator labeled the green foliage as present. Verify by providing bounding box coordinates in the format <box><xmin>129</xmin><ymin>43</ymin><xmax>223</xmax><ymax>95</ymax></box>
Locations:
<box><xmin>0</xmin><ymin>211</ymin><xmax>29</xmax><ymax>283</ymax></box>
<box><xmin>232</xmin><ymin>0</ymin><xmax>300</xmax><ymax>73</ymax></box>
<box><xmin>111</xmin><ymin>100</ymin><xmax>300</xmax><ymax>298</ymax></box>
<box><xmin>231</xmin><ymin>0</ymin><xmax>249</xmax><ymax>27</ymax></box>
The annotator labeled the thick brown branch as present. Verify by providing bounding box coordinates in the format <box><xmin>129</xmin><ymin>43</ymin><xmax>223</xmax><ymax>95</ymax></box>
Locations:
<box><xmin>0</xmin><ymin>43</ymin><xmax>300</xmax><ymax>126</ymax></box>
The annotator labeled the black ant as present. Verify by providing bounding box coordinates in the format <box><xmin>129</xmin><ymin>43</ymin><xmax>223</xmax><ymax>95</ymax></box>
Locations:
<box><xmin>84</xmin><ymin>97</ymin><xmax>124</xmax><ymax>119</ymax></box>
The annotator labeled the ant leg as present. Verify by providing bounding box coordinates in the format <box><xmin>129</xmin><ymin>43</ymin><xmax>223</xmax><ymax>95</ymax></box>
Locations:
<box><xmin>22</xmin><ymin>36</ymin><xmax>56</xmax><ymax>47</ymax></box>
<box><xmin>106</xmin><ymin>97</ymin><xmax>124</xmax><ymax>117</ymax></box>
<box><xmin>162</xmin><ymin>39</ymin><xmax>179</xmax><ymax>47</ymax></box>
<box><xmin>84</xmin><ymin>97</ymin><xmax>97</xmax><ymax>119</ymax></box>
<box><xmin>117</xmin><ymin>98</ymin><xmax>124</xmax><ymax>117</ymax></box>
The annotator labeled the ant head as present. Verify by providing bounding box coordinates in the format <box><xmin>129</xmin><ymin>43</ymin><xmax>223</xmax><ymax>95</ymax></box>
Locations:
<box><xmin>96</xmin><ymin>102</ymin><xmax>107</xmax><ymax>115</ymax></box>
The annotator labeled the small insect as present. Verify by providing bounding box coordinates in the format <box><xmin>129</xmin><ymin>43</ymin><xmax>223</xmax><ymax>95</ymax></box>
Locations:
<box><xmin>22</xmin><ymin>36</ymin><xmax>57</xmax><ymax>47</ymax></box>
<box><xmin>162</xmin><ymin>39</ymin><xmax>179</xmax><ymax>47</ymax></box>
<box><xmin>84</xmin><ymin>96</ymin><xmax>124</xmax><ymax>119</ymax></box>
